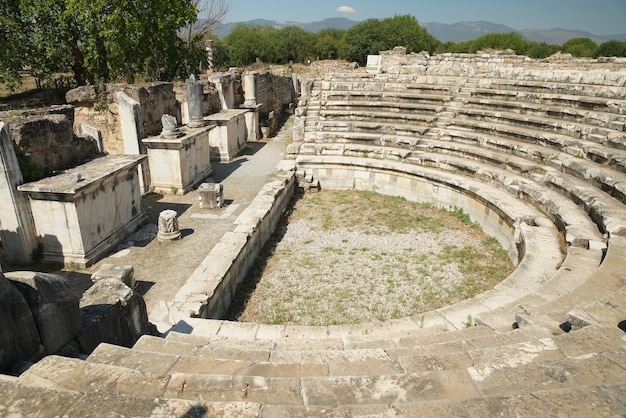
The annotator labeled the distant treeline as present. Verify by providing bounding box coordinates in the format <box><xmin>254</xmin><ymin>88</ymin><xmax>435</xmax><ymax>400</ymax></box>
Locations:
<box><xmin>3</xmin><ymin>6</ymin><xmax>624</xmax><ymax>92</ymax></box>
<box><xmin>215</xmin><ymin>15</ymin><xmax>626</xmax><ymax>68</ymax></box>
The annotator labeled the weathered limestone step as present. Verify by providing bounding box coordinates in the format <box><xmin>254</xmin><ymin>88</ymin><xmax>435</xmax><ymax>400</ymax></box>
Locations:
<box><xmin>439</xmin><ymin>116</ymin><xmax>583</xmax><ymax>151</ymax></box>
<box><xmin>345</xmin><ymin>322</ymin><xmax>494</xmax><ymax>351</ymax></box>
<box><xmin>317</xmin><ymin>110</ymin><xmax>437</xmax><ymax>124</ymax></box>
<box><xmin>552</xmin><ymin>326</ymin><xmax>626</xmax><ymax>358</ymax></box>
<box><xmin>534</xmin><ymin>235</ymin><xmax>626</xmax><ymax>328</ymax></box>
<box><xmin>477</xmin><ymin>78</ymin><xmax>626</xmax><ymax>100</ymax></box>
<box><xmin>567</xmin><ymin>285</ymin><xmax>626</xmax><ymax>331</ymax></box>
<box><xmin>269</xmin><ymin>348</ymin><xmax>390</xmax><ymax>364</ymax></box>
<box><xmin>460</xmin><ymin>95</ymin><xmax>626</xmax><ymax>129</ymax></box>
<box><xmin>261</xmin><ymin>382</ymin><xmax>626</xmax><ymax>417</ymax></box>
<box><xmin>302</xmin><ymin>370</ymin><xmax>480</xmax><ymax>406</ymax></box>
<box><xmin>396</xmin><ymin>334</ymin><xmax>563</xmax><ymax>376</ymax></box>
<box><xmin>477</xmin><ymin>246</ymin><xmax>603</xmax><ymax>330</ymax></box>
<box><xmin>468</xmin><ymin>348</ymin><xmax>626</xmax><ymax>397</ymax></box>
<box><xmin>0</xmin><ymin>378</ymin><xmax>261</xmax><ymax>417</ymax></box>
<box><xmin>387</xmin><ymin>326</ymin><xmax>550</xmax><ymax>360</ymax></box>
<box><xmin>101</xmin><ymin>341</ymin><xmax>331</xmax><ymax>378</ymax></box>
<box><xmin>449</xmin><ymin>105</ymin><xmax>621</xmax><ymax>142</ymax></box>
<box><xmin>18</xmin><ymin>355</ymin><xmax>169</xmax><ymax>398</ymax></box>
<box><xmin>0</xmin><ymin>379</ymin><xmax>83</xmax><ymax>417</ymax></box>
<box><xmin>165</xmin><ymin>373</ymin><xmax>303</xmax><ymax>405</ymax></box>
<box><xmin>88</xmin><ymin>343</ymin><xmax>179</xmax><ymax>376</ymax></box>
<box><xmin>133</xmin><ymin>334</ymin><xmax>200</xmax><ymax>355</ymax></box>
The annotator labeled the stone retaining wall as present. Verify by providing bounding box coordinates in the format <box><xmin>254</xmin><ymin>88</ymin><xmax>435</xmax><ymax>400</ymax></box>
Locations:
<box><xmin>168</xmin><ymin>171</ymin><xmax>296</xmax><ymax>321</ymax></box>
<box><xmin>67</xmin><ymin>82</ymin><xmax>179</xmax><ymax>155</ymax></box>
<box><xmin>0</xmin><ymin>105</ymin><xmax>99</xmax><ymax>176</ymax></box>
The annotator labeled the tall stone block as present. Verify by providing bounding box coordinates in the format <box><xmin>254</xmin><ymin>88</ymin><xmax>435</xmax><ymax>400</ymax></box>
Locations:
<box><xmin>0</xmin><ymin>123</ymin><xmax>38</xmax><ymax>265</ymax></box>
<box><xmin>0</xmin><ymin>273</ymin><xmax>42</xmax><ymax>372</ymax></box>
<box><xmin>6</xmin><ymin>271</ymin><xmax>81</xmax><ymax>355</ymax></box>
<box><xmin>117</xmin><ymin>92</ymin><xmax>150</xmax><ymax>193</ymax></box>
<box><xmin>186</xmin><ymin>74</ymin><xmax>206</xmax><ymax>128</ymax></box>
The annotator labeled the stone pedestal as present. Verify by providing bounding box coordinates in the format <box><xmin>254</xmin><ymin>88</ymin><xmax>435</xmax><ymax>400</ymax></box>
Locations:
<box><xmin>142</xmin><ymin>124</ymin><xmax>214</xmax><ymax>194</ymax></box>
<box><xmin>198</xmin><ymin>182</ymin><xmax>224</xmax><ymax>209</ymax></box>
<box><xmin>204</xmin><ymin>109</ymin><xmax>249</xmax><ymax>161</ymax></box>
<box><xmin>18</xmin><ymin>155</ymin><xmax>147</xmax><ymax>267</ymax></box>
<box><xmin>241</xmin><ymin>103</ymin><xmax>263</xmax><ymax>141</ymax></box>
<box><xmin>157</xmin><ymin>210</ymin><xmax>181</xmax><ymax>241</ymax></box>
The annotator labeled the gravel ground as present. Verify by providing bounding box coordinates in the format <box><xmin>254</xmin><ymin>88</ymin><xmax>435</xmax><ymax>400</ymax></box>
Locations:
<box><xmin>227</xmin><ymin>190</ymin><xmax>514</xmax><ymax>326</ymax></box>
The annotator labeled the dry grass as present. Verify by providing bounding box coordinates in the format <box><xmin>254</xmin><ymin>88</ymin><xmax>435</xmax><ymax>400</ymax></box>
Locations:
<box><xmin>226</xmin><ymin>190</ymin><xmax>514</xmax><ymax>326</ymax></box>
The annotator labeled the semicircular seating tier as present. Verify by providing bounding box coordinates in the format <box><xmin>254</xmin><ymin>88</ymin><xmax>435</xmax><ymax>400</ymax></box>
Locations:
<box><xmin>7</xmin><ymin>54</ymin><xmax>626</xmax><ymax>416</ymax></box>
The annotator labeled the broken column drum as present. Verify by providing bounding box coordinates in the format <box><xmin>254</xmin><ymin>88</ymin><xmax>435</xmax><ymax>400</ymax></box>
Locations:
<box><xmin>157</xmin><ymin>210</ymin><xmax>181</xmax><ymax>241</ymax></box>
<box><xmin>186</xmin><ymin>75</ymin><xmax>206</xmax><ymax>128</ymax></box>
<box><xmin>160</xmin><ymin>114</ymin><xmax>183</xmax><ymax>140</ymax></box>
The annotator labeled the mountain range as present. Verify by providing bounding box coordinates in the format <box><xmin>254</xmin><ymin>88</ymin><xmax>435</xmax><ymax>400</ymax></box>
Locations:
<box><xmin>215</xmin><ymin>18</ymin><xmax>626</xmax><ymax>45</ymax></box>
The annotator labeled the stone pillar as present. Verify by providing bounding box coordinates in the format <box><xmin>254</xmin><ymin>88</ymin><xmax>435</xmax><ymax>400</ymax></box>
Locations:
<box><xmin>208</xmin><ymin>74</ymin><xmax>236</xmax><ymax>110</ymax></box>
<box><xmin>241</xmin><ymin>73</ymin><xmax>262</xmax><ymax>140</ymax></box>
<box><xmin>186</xmin><ymin>74</ymin><xmax>206</xmax><ymax>128</ymax></box>
<box><xmin>198</xmin><ymin>182</ymin><xmax>224</xmax><ymax>209</ymax></box>
<box><xmin>0</xmin><ymin>123</ymin><xmax>38</xmax><ymax>265</ymax></box>
<box><xmin>242</xmin><ymin>73</ymin><xmax>257</xmax><ymax>107</ymax></box>
<box><xmin>205</xmin><ymin>40</ymin><xmax>214</xmax><ymax>73</ymax></box>
<box><xmin>117</xmin><ymin>92</ymin><xmax>150</xmax><ymax>194</ymax></box>
<box><xmin>157</xmin><ymin>210</ymin><xmax>181</xmax><ymax>241</ymax></box>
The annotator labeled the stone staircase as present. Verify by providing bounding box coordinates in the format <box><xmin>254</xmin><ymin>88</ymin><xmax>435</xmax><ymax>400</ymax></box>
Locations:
<box><xmin>3</xmin><ymin>318</ymin><xmax>624</xmax><ymax>416</ymax></box>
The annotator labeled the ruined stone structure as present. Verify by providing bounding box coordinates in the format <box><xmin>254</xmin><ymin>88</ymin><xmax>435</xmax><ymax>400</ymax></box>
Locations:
<box><xmin>1</xmin><ymin>52</ymin><xmax>626</xmax><ymax>415</ymax></box>
<box><xmin>0</xmin><ymin>267</ymin><xmax>153</xmax><ymax>373</ymax></box>
<box><xmin>0</xmin><ymin>105</ymin><xmax>100</xmax><ymax>176</ymax></box>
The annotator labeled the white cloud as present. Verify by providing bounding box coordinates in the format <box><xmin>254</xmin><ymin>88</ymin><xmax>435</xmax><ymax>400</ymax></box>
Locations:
<box><xmin>336</xmin><ymin>5</ymin><xmax>357</xmax><ymax>14</ymax></box>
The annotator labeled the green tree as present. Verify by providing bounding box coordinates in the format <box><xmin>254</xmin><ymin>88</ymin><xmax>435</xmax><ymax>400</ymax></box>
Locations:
<box><xmin>468</xmin><ymin>32</ymin><xmax>529</xmax><ymax>54</ymax></box>
<box><xmin>437</xmin><ymin>40</ymin><xmax>472</xmax><ymax>54</ymax></box>
<box><xmin>13</xmin><ymin>0</ymin><xmax>198</xmax><ymax>86</ymax></box>
<box><xmin>223</xmin><ymin>24</ymin><xmax>280</xmax><ymax>66</ymax></box>
<box><xmin>525</xmin><ymin>42</ymin><xmax>560</xmax><ymax>58</ymax></box>
<box><xmin>276</xmin><ymin>26</ymin><xmax>315</xmax><ymax>63</ymax></box>
<box><xmin>562</xmin><ymin>37</ymin><xmax>598</xmax><ymax>57</ymax></box>
<box><xmin>595</xmin><ymin>40</ymin><xmax>626</xmax><ymax>57</ymax></box>
<box><xmin>343</xmin><ymin>15</ymin><xmax>439</xmax><ymax>65</ymax></box>
<box><xmin>314</xmin><ymin>28</ymin><xmax>346</xmax><ymax>60</ymax></box>
<box><xmin>0</xmin><ymin>0</ymin><xmax>32</xmax><ymax>89</ymax></box>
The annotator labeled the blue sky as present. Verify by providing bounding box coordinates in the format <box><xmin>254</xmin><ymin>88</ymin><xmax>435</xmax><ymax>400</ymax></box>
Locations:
<box><xmin>224</xmin><ymin>0</ymin><xmax>626</xmax><ymax>36</ymax></box>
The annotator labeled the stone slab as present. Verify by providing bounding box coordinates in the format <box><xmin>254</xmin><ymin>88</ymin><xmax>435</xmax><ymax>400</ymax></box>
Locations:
<box><xmin>87</xmin><ymin>343</ymin><xmax>179</xmax><ymax>376</ymax></box>
<box><xmin>166</xmin><ymin>373</ymin><xmax>303</xmax><ymax>405</ymax></box>
<box><xmin>19</xmin><ymin>355</ymin><xmax>168</xmax><ymax>398</ymax></box>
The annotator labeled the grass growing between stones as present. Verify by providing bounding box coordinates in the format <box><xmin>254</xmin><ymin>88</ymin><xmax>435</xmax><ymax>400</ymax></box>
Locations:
<box><xmin>226</xmin><ymin>190</ymin><xmax>514</xmax><ymax>326</ymax></box>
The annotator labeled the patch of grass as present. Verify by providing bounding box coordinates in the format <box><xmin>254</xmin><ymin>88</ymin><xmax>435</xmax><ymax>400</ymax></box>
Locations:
<box><xmin>227</xmin><ymin>189</ymin><xmax>514</xmax><ymax>326</ymax></box>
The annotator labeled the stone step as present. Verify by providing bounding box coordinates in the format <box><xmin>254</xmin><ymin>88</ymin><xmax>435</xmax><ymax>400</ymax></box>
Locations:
<box><xmin>438</xmin><ymin>116</ymin><xmax>585</xmax><ymax>151</ymax></box>
<box><xmin>567</xmin><ymin>285</ymin><xmax>626</xmax><ymax>332</ymax></box>
<box><xmin>318</xmin><ymin>109</ymin><xmax>438</xmax><ymax>124</ymax></box>
<box><xmin>459</xmin><ymin>95</ymin><xmax>626</xmax><ymax>130</ymax></box>
<box><xmin>88</xmin><ymin>342</ymin><xmax>180</xmax><ymax>376</ymax></box>
<box><xmin>447</xmin><ymin>103</ymin><xmax>622</xmax><ymax>139</ymax></box>
<box><xmin>0</xmin><ymin>378</ymin><xmax>261</xmax><ymax>417</ymax></box>
<box><xmin>87</xmin><ymin>342</ymin><xmax>332</xmax><ymax>378</ymax></box>
<box><xmin>475</xmin><ymin>79</ymin><xmax>626</xmax><ymax>102</ymax></box>
<box><xmin>260</xmin><ymin>382</ymin><xmax>626</xmax><ymax>417</ymax></box>
<box><xmin>438</xmin><ymin>125</ymin><xmax>626</xmax><ymax>176</ymax></box>
<box><xmin>544</xmin><ymin>172</ymin><xmax>626</xmax><ymax>236</ymax></box>
<box><xmin>468</xmin><ymin>346</ymin><xmax>626</xmax><ymax>398</ymax></box>
<box><xmin>18</xmin><ymin>355</ymin><xmax>169</xmax><ymax>398</ymax></box>
<box><xmin>476</xmin><ymin>246</ymin><xmax>603</xmax><ymax>331</ymax></box>
<box><xmin>387</xmin><ymin>326</ymin><xmax>550</xmax><ymax>360</ymax></box>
